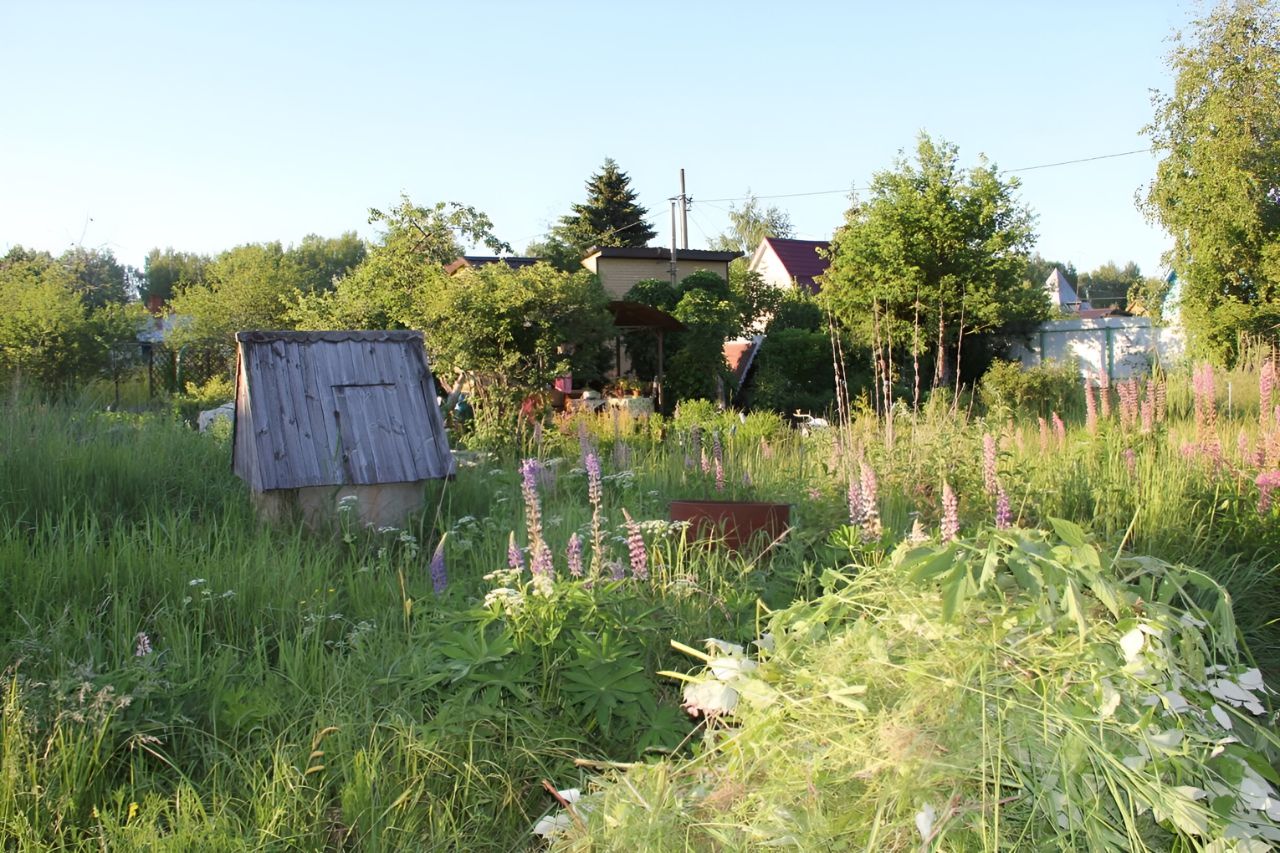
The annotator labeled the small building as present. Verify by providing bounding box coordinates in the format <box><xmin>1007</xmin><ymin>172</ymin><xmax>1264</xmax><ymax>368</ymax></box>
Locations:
<box><xmin>748</xmin><ymin>237</ymin><xmax>830</xmax><ymax>294</ymax></box>
<box><xmin>232</xmin><ymin>330</ymin><xmax>455</xmax><ymax>529</ymax></box>
<box><xmin>581</xmin><ymin>246</ymin><xmax>739</xmax><ymax>299</ymax></box>
<box><xmin>1045</xmin><ymin>267</ymin><xmax>1091</xmax><ymax>312</ymax></box>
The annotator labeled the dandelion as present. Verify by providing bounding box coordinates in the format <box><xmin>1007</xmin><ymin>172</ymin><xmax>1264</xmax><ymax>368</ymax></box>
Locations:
<box><xmin>995</xmin><ymin>484</ymin><xmax>1011</xmax><ymax>529</ymax></box>
<box><xmin>134</xmin><ymin>632</ymin><xmax>152</xmax><ymax>657</ymax></box>
<box><xmin>429</xmin><ymin>534</ymin><xmax>448</xmax><ymax>595</ymax></box>
<box><xmin>941</xmin><ymin>482</ymin><xmax>960</xmax><ymax>542</ymax></box>
<box><xmin>621</xmin><ymin>509</ymin><xmax>649</xmax><ymax>581</ymax></box>
<box><xmin>982</xmin><ymin>432</ymin><xmax>998</xmax><ymax>494</ymax></box>
<box><xmin>566</xmin><ymin>533</ymin><xmax>583</xmax><ymax>578</ymax></box>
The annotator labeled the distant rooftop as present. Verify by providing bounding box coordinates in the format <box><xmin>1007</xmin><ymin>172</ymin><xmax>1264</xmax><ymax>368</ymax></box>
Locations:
<box><xmin>444</xmin><ymin>255</ymin><xmax>542</xmax><ymax>275</ymax></box>
<box><xmin>583</xmin><ymin>246</ymin><xmax>741</xmax><ymax>263</ymax></box>
<box><xmin>757</xmin><ymin>237</ymin><xmax>830</xmax><ymax>292</ymax></box>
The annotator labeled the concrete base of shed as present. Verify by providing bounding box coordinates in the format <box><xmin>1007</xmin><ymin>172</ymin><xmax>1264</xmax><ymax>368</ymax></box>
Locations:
<box><xmin>252</xmin><ymin>482</ymin><xmax>426</xmax><ymax>531</ymax></box>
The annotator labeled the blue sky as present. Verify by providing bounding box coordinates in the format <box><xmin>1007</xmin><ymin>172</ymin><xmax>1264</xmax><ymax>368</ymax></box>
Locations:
<box><xmin>1</xmin><ymin>1</ymin><xmax>1195</xmax><ymax>278</ymax></box>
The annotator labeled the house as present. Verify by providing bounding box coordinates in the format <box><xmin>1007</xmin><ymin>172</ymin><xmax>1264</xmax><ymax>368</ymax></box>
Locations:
<box><xmin>444</xmin><ymin>256</ymin><xmax>542</xmax><ymax>275</ymax></box>
<box><xmin>748</xmin><ymin>237</ymin><xmax>830</xmax><ymax>293</ymax></box>
<box><xmin>1045</xmin><ymin>267</ymin><xmax>1091</xmax><ymax>312</ymax></box>
<box><xmin>232</xmin><ymin>330</ymin><xmax>455</xmax><ymax>528</ymax></box>
<box><xmin>580</xmin><ymin>246</ymin><xmax>740</xmax><ymax>299</ymax></box>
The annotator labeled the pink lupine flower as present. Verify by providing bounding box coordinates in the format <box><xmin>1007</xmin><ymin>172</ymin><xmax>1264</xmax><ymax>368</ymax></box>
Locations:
<box><xmin>860</xmin><ymin>461</ymin><xmax>881</xmax><ymax>540</ymax></box>
<box><xmin>1052</xmin><ymin>412</ymin><xmax>1066</xmax><ymax>446</ymax></box>
<box><xmin>847</xmin><ymin>476</ymin><xmax>865</xmax><ymax>526</ymax></box>
<box><xmin>941</xmin><ymin>482</ymin><xmax>960</xmax><ymax>542</ymax></box>
<box><xmin>507</xmin><ymin>531</ymin><xmax>526</xmax><ymax>572</ymax></box>
<box><xmin>1140</xmin><ymin>387</ymin><xmax>1155</xmax><ymax>433</ymax></box>
<box><xmin>519</xmin><ymin>458</ymin><xmax>544</xmax><ymax>547</ymax></box>
<box><xmin>1255</xmin><ymin>470</ymin><xmax>1280</xmax><ymax>514</ymax></box>
<box><xmin>1099</xmin><ymin>371</ymin><xmax>1112</xmax><ymax>419</ymax></box>
<box><xmin>1193</xmin><ymin>362</ymin><xmax>1217</xmax><ymax>436</ymax></box>
<box><xmin>621</xmin><ymin>509</ymin><xmax>648</xmax><ymax>580</ymax></box>
<box><xmin>982</xmin><ymin>433</ymin><xmax>998</xmax><ymax>494</ymax></box>
<box><xmin>1038</xmin><ymin>417</ymin><xmax>1050</xmax><ymax>452</ymax></box>
<box><xmin>1260</xmin><ymin>360</ymin><xmax>1275</xmax><ymax>425</ymax></box>
<box><xmin>714</xmin><ymin>456</ymin><xmax>725</xmax><ymax>493</ymax></box>
<box><xmin>585</xmin><ymin>451</ymin><xmax>604</xmax><ymax>575</ymax></box>
<box><xmin>1084</xmin><ymin>379</ymin><xmax>1098</xmax><ymax>434</ymax></box>
<box><xmin>1238</xmin><ymin>430</ymin><xmax>1252</xmax><ymax>464</ymax></box>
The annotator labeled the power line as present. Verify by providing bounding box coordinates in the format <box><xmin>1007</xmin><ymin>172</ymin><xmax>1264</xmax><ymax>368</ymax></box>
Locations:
<box><xmin>695</xmin><ymin>147</ymin><xmax>1151</xmax><ymax>205</ymax></box>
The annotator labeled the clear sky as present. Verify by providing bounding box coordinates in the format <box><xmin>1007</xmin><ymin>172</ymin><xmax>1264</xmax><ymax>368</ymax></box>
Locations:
<box><xmin>1</xmin><ymin>1</ymin><xmax>1196</xmax><ymax>279</ymax></box>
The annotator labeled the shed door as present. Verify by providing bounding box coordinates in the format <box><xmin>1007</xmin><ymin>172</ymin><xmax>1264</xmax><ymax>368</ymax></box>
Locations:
<box><xmin>332</xmin><ymin>383</ymin><xmax>426</xmax><ymax>484</ymax></box>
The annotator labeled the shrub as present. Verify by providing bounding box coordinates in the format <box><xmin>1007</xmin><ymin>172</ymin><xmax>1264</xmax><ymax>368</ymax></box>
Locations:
<box><xmin>979</xmin><ymin>359</ymin><xmax>1080</xmax><ymax>416</ymax></box>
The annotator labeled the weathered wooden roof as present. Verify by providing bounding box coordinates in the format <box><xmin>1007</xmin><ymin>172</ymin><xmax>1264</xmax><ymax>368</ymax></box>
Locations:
<box><xmin>232</xmin><ymin>330</ymin><xmax>455</xmax><ymax>491</ymax></box>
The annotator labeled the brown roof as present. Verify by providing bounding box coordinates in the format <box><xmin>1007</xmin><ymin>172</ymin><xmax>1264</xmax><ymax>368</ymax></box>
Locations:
<box><xmin>584</xmin><ymin>246</ymin><xmax>740</xmax><ymax>263</ymax></box>
<box><xmin>607</xmin><ymin>300</ymin><xmax>686</xmax><ymax>332</ymax></box>
<box><xmin>445</xmin><ymin>256</ymin><xmax>542</xmax><ymax>275</ymax></box>
<box><xmin>763</xmin><ymin>237</ymin><xmax>830</xmax><ymax>293</ymax></box>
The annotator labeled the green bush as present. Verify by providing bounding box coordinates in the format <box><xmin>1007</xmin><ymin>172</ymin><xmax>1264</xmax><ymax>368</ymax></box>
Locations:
<box><xmin>979</xmin><ymin>359</ymin><xmax>1080</xmax><ymax>417</ymax></box>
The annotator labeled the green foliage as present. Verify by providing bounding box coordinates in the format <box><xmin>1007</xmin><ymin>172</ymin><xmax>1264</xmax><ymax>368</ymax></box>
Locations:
<box><xmin>561</xmin><ymin>527</ymin><xmax>1280</xmax><ymax>850</ymax></box>
<box><xmin>766</xmin><ymin>288</ymin><xmax>825</xmax><ymax>333</ymax></box>
<box><xmin>1025</xmin><ymin>252</ymin><xmax>1077</xmax><ymax>289</ymax></box>
<box><xmin>709</xmin><ymin>193</ymin><xmax>794</xmax><ymax>256</ymax></box>
<box><xmin>751</xmin><ymin>327</ymin><xmax>838</xmax><ymax>415</ymax></box>
<box><xmin>979</xmin><ymin>358</ymin><xmax>1081</xmax><ymax>417</ymax></box>
<box><xmin>822</xmin><ymin>133</ymin><xmax>1043</xmax><ymax>388</ymax></box>
<box><xmin>548</xmin><ymin>158</ymin><xmax>656</xmax><ymax>263</ymax></box>
<box><xmin>1142</xmin><ymin>0</ymin><xmax>1280</xmax><ymax>364</ymax></box>
<box><xmin>141</xmin><ymin>248</ymin><xmax>211</xmax><ymax>304</ymax></box>
<box><xmin>59</xmin><ymin>246</ymin><xmax>133</xmax><ymax>308</ymax></box>
<box><xmin>1078</xmin><ymin>259</ymin><xmax>1145</xmax><ymax>310</ymax></box>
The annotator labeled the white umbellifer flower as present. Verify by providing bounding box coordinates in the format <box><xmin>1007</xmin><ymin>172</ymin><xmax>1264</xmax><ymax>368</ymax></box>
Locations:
<box><xmin>915</xmin><ymin>803</ymin><xmax>936</xmax><ymax>840</ymax></box>
<box><xmin>704</xmin><ymin>638</ymin><xmax>745</xmax><ymax>657</ymax></box>
<box><xmin>709</xmin><ymin>656</ymin><xmax>757</xmax><ymax>681</ymax></box>
<box><xmin>682</xmin><ymin>680</ymin><xmax>739</xmax><ymax>717</ymax></box>
<box><xmin>1119</xmin><ymin>628</ymin><xmax>1145</xmax><ymax>663</ymax></box>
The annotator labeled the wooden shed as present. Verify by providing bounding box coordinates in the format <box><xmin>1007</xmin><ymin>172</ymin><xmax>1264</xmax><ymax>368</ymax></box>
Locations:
<box><xmin>232</xmin><ymin>330</ymin><xmax>455</xmax><ymax>528</ymax></box>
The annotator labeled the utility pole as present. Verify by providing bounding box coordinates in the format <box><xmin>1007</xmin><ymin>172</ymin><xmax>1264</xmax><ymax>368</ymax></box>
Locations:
<box><xmin>679</xmin><ymin>168</ymin><xmax>690</xmax><ymax>250</ymax></box>
<box><xmin>669</xmin><ymin>199</ymin><xmax>678</xmax><ymax>286</ymax></box>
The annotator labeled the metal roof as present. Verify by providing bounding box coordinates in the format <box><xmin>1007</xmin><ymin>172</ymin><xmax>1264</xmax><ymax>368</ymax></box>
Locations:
<box><xmin>584</xmin><ymin>246</ymin><xmax>741</xmax><ymax>263</ymax></box>
<box><xmin>232</xmin><ymin>330</ymin><xmax>455</xmax><ymax>491</ymax></box>
<box><xmin>759</xmin><ymin>238</ymin><xmax>830</xmax><ymax>293</ymax></box>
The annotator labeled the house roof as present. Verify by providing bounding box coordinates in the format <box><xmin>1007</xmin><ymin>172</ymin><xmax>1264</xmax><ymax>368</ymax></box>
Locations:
<box><xmin>583</xmin><ymin>246</ymin><xmax>741</xmax><ymax>263</ymax></box>
<box><xmin>753</xmin><ymin>237</ymin><xmax>830</xmax><ymax>292</ymax></box>
<box><xmin>724</xmin><ymin>335</ymin><xmax>764</xmax><ymax>388</ymax></box>
<box><xmin>445</xmin><ymin>255</ymin><xmax>541</xmax><ymax>275</ymax></box>
<box><xmin>232</xmin><ymin>330</ymin><xmax>455</xmax><ymax>491</ymax></box>
<box><xmin>1045</xmin><ymin>268</ymin><xmax>1090</xmax><ymax>310</ymax></box>
<box><xmin>607</xmin><ymin>300</ymin><xmax>686</xmax><ymax>332</ymax></box>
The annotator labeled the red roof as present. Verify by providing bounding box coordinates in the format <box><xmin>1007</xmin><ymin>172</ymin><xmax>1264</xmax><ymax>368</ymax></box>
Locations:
<box><xmin>763</xmin><ymin>238</ymin><xmax>830</xmax><ymax>292</ymax></box>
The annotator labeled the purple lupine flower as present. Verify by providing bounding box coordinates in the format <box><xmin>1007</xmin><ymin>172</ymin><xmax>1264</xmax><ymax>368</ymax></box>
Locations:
<box><xmin>530</xmin><ymin>543</ymin><xmax>554</xmax><ymax>580</ymax></box>
<box><xmin>429</xmin><ymin>535</ymin><xmax>448</xmax><ymax>595</ymax></box>
<box><xmin>1051</xmin><ymin>412</ymin><xmax>1066</xmax><ymax>446</ymax></box>
<box><xmin>690</xmin><ymin>426</ymin><xmax>702</xmax><ymax>464</ymax></box>
<box><xmin>519</xmin><ymin>458</ymin><xmax>544</xmax><ymax>548</ymax></box>
<box><xmin>507</xmin><ymin>531</ymin><xmax>526</xmax><ymax>572</ymax></box>
<box><xmin>941</xmin><ymin>482</ymin><xmax>960</xmax><ymax>542</ymax></box>
<box><xmin>134</xmin><ymin>632</ymin><xmax>153</xmax><ymax>657</ymax></box>
<box><xmin>995</xmin><ymin>485</ymin><xmax>1011</xmax><ymax>530</ymax></box>
<box><xmin>608</xmin><ymin>561</ymin><xmax>626</xmax><ymax>581</ymax></box>
<box><xmin>1123</xmin><ymin>447</ymin><xmax>1137</xmax><ymax>477</ymax></box>
<box><xmin>1084</xmin><ymin>379</ymin><xmax>1098</xmax><ymax>434</ymax></box>
<box><xmin>566</xmin><ymin>533</ymin><xmax>583</xmax><ymax>578</ymax></box>
<box><xmin>1257</xmin><ymin>470</ymin><xmax>1280</xmax><ymax>514</ymax></box>
<box><xmin>621</xmin><ymin>509</ymin><xmax>648</xmax><ymax>581</ymax></box>
<box><xmin>714</xmin><ymin>456</ymin><xmax>725</xmax><ymax>492</ymax></box>
<box><xmin>982</xmin><ymin>433</ymin><xmax>998</xmax><ymax>495</ymax></box>
<box><xmin>585</xmin><ymin>451</ymin><xmax>604</xmax><ymax>575</ymax></box>
<box><xmin>712</xmin><ymin>431</ymin><xmax>724</xmax><ymax>480</ymax></box>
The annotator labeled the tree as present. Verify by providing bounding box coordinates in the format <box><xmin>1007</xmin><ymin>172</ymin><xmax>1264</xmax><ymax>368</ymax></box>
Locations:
<box><xmin>141</xmin><ymin>248</ymin><xmax>211</xmax><ymax>304</ymax></box>
<box><xmin>291</xmin><ymin>196</ymin><xmax>509</xmax><ymax>331</ymax></box>
<box><xmin>1077</xmin><ymin>261</ymin><xmax>1144</xmax><ymax>310</ymax></box>
<box><xmin>543</xmin><ymin>158</ymin><xmax>656</xmax><ymax>265</ymax></box>
<box><xmin>60</xmin><ymin>246</ymin><xmax>132</xmax><ymax>307</ymax></box>
<box><xmin>284</xmin><ymin>232</ymin><xmax>367</xmax><ymax>295</ymax></box>
<box><xmin>821</xmin><ymin>133</ymin><xmax>1042</xmax><ymax>407</ymax></box>
<box><xmin>169</xmin><ymin>242</ymin><xmax>303</xmax><ymax>352</ymax></box>
<box><xmin>1142</xmin><ymin>0</ymin><xmax>1280</xmax><ymax>362</ymax></box>
<box><xmin>710</xmin><ymin>193</ymin><xmax>795</xmax><ymax>256</ymax></box>
<box><xmin>1024</xmin><ymin>253</ymin><xmax>1077</xmax><ymax>290</ymax></box>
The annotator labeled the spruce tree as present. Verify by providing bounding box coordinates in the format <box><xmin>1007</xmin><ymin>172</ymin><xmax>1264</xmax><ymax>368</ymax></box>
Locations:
<box><xmin>551</xmin><ymin>158</ymin><xmax>656</xmax><ymax>260</ymax></box>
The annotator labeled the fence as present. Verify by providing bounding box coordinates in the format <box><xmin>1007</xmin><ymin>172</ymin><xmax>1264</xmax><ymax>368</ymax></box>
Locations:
<box><xmin>1010</xmin><ymin>316</ymin><xmax>1185</xmax><ymax>380</ymax></box>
